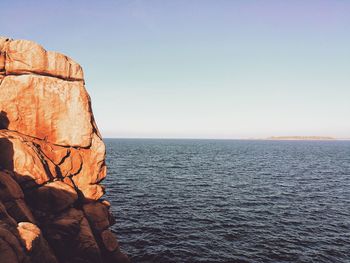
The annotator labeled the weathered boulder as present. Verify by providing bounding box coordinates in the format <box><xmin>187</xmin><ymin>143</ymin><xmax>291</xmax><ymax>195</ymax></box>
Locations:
<box><xmin>0</xmin><ymin>201</ymin><xmax>18</xmax><ymax>233</ymax></box>
<box><xmin>43</xmin><ymin>208</ymin><xmax>103</xmax><ymax>263</ymax></box>
<box><xmin>0</xmin><ymin>202</ymin><xmax>29</xmax><ymax>263</ymax></box>
<box><xmin>0</xmin><ymin>130</ymin><xmax>54</xmax><ymax>187</ymax></box>
<box><xmin>79</xmin><ymin>183</ymin><xmax>105</xmax><ymax>201</ymax></box>
<box><xmin>0</xmin><ymin>75</ymin><xmax>93</xmax><ymax>147</ymax></box>
<box><xmin>3</xmin><ymin>39</ymin><xmax>83</xmax><ymax>81</ymax></box>
<box><xmin>83</xmin><ymin>202</ymin><xmax>111</xmax><ymax>233</ymax></box>
<box><xmin>0</xmin><ymin>170</ymin><xmax>24</xmax><ymax>201</ymax></box>
<box><xmin>75</xmin><ymin>134</ymin><xmax>107</xmax><ymax>182</ymax></box>
<box><xmin>5</xmin><ymin>199</ymin><xmax>35</xmax><ymax>223</ymax></box>
<box><xmin>101</xmin><ymin>229</ymin><xmax>119</xmax><ymax>252</ymax></box>
<box><xmin>25</xmin><ymin>181</ymin><xmax>78</xmax><ymax>213</ymax></box>
<box><xmin>76</xmin><ymin>217</ymin><xmax>103</xmax><ymax>262</ymax></box>
<box><xmin>0</xmin><ymin>171</ymin><xmax>35</xmax><ymax>223</ymax></box>
<box><xmin>44</xmin><ymin>208</ymin><xmax>84</xmax><ymax>242</ymax></box>
<box><xmin>17</xmin><ymin>222</ymin><xmax>59</xmax><ymax>263</ymax></box>
<box><xmin>0</xmin><ymin>227</ymin><xmax>28</xmax><ymax>263</ymax></box>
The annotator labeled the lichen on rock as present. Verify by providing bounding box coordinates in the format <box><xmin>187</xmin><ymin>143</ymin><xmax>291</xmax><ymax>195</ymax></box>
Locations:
<box><xmin>0</xmin><ymin>36</ymin><xmax>129</xmax><ymax>263</ymax></box>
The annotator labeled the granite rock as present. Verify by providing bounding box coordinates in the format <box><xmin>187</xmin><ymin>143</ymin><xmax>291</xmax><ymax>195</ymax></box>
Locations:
<box><xmin>0</xmin><ymin>37</ymin><xmax>129</xmax><ymax>263</ymax></box>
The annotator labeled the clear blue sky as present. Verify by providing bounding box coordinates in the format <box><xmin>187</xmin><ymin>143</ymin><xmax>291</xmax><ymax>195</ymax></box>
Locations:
<box><xmin>2</xmin><ymin>0</ymin><xmax>350</xmax><ymax>138</ymax></box>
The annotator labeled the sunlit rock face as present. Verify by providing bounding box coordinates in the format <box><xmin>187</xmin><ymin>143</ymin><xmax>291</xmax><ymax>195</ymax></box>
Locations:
<box><xmin>0</xmin><ymin>37</ymin><xmax>129</xmax><ymax>263</ymax></box>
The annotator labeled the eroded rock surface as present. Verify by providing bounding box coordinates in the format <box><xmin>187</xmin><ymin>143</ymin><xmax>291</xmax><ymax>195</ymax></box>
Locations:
<box><xmin>0</xmin><ymin>37</ymin><xmax>129</xmax><ymax>263</ymax></box>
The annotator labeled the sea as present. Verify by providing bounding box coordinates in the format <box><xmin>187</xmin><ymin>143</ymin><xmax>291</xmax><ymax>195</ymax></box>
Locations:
<box><xmin>103</xmin><ymin>139</ymin><xmax>350</xmax><ymax>263</ymax></box>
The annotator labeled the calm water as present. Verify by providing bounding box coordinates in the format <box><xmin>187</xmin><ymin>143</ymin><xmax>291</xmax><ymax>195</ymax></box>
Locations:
<box><xmin>104</xmin><ymin>139</ymin><xmax>350</xmax><ymax>263</ymax></box>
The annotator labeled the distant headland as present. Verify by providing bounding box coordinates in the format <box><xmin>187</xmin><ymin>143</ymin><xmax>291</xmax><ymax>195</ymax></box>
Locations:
<box><xmin>266</xmin><ymin>136</ymin><xmax>336</xmax><ymax>140</ymax></box>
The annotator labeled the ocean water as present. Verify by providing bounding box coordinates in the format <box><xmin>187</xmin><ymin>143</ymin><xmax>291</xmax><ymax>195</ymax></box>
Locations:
<box><xmin>103</xmin><ymin>139</ymin><xmax>350</xmax><ymax>263</ymax></box>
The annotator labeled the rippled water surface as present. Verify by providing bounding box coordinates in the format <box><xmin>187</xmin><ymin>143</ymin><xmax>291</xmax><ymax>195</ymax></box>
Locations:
<box><xmin>104</xmin><ymin>139</ymin><xmax>350</xmax><ymax>262</ymax></box>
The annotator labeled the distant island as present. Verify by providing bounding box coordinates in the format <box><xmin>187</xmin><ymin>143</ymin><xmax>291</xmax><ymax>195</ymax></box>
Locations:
<box><xmin>267</xmin><ymin>136</ymin><xmax>336</xmax><ymax>140</ymax></box>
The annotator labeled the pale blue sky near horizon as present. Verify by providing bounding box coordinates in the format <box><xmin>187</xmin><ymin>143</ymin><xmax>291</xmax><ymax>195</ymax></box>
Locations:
<box><xmin>2</xmin><ymin>0</ymin><xmax>350</xmax><ymax>138</ymax></box>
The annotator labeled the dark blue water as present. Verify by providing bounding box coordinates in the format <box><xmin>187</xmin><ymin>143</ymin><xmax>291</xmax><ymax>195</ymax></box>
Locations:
<box><xmin>104</xmin><ymin>139</ymin><xmax>350</xmax><ymax>263</ymax></box>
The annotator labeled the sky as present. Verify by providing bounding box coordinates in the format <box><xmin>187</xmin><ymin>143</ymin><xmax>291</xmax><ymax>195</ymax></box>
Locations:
<box><xmin>1</xmin><ymin>0</ymin><xmax>350</xmax><ymax>139</ymax></box>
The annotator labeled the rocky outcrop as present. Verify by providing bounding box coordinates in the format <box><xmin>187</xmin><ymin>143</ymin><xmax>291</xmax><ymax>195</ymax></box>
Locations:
<box><xmin>0</xmin><ymin>37</ymin><xmax>129</xmax><ymax>263</ymax></box>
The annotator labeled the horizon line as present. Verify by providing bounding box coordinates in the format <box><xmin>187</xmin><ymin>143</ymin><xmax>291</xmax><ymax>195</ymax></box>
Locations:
<box><xmin>102</xmin><ymin>136</ymin><xmax>350</xmax><ymax>141</ymax></box>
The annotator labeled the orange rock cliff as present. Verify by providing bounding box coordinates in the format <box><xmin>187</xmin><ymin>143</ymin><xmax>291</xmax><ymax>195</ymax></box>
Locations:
<box><xmin>0</xmin><ymin>37</ymin><xmax>130</xmax><ymax>263</ymax></box>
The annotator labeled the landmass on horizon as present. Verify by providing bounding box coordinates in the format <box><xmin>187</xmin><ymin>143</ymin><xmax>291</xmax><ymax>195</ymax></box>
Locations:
<box><xmin>266</xmin><ymin>136</ymin><xmax>336</xmax><ymax>140</ymax></box>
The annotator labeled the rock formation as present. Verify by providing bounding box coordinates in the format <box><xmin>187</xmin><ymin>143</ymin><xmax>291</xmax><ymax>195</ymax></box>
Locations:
<box><xmin>0</xmin><ymin>37</ymin><xmax>129</xmax><ymax>263</ymax></box>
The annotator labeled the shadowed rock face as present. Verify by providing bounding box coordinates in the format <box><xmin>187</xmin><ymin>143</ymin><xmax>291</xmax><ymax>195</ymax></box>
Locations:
<box><xmin>0</xmin><ymin>37</ymin><xmax>129</xmax><ymax>263</ymax></box>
